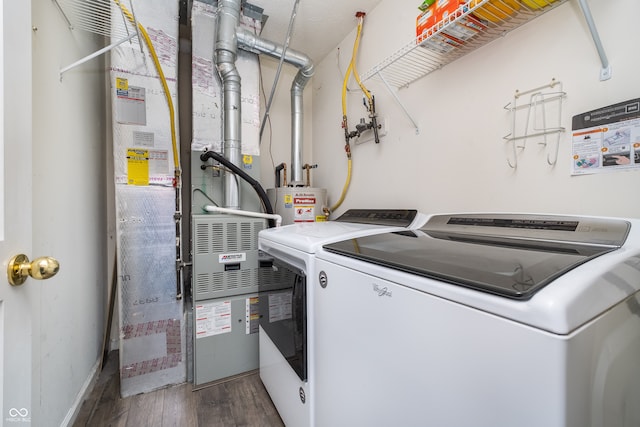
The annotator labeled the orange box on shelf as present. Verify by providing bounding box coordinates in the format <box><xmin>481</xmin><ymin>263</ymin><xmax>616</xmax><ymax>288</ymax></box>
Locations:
<box><xmin>416</xmin><ymin>6</ymin><xmax>437</xmax><ymax>40</ymax></box>
<box><xmin>434</xmin><ymin>0</ymin><xmax>467</xmax><ymax>25</ymax></box>
<box><xmin>468</xmin><ymin>0</ymin><xmax>520</xmax><ymax>23</ymax></box>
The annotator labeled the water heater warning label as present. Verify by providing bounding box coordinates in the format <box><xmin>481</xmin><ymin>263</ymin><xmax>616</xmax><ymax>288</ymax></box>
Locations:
<box><xmin>294</xmin><ymin>205</ymin><xmax>315</xmax><ymax>222</ymax></box>
<box><xmin>293</xmin><ymin>196</ymin><xmax>317</xmax><ymax>222</ymax></box>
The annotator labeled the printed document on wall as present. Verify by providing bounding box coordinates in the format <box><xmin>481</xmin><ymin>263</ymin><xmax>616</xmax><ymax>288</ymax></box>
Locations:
<box><xmin>571</xmin><ymin>98</ymin><xmax>640</xmax><ymax>175</ymax></box>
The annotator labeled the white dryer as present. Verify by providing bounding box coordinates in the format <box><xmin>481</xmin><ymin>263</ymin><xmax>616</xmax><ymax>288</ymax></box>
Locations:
<box><xmin>315</xmin><ymin>213</ymin><xmax>640</xmax><ymax>427</ymax></box>
<box><xmin>257</xmin><ymin>209</ymin><xmax>428</xmax><ymax>427</ymax></box>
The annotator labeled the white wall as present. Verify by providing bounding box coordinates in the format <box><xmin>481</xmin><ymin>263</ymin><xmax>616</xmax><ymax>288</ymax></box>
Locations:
<box><xmin>306</xmin><ymin>0</ymin><xmax>640</xmax><ymax>219</ymax></box>
<box><xmin>31</xmin><ymin>1</ymin><xmax>108</xmax><ymax>425</ymax></box>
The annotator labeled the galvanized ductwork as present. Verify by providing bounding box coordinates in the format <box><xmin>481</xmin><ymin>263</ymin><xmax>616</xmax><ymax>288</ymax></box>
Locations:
<box><xmin>215</xmin><ymin>0</ymin><xmax>242</xmax><ymax>209</ymax></box>
<box><xmin>237</xmin><ymin>27</ymin><xmax>314</xmax><ymax>186</ymax></box>
<box><xmin>215</xmin><ymin>0</ymin><xmax>314</xmax><ymax>205</ymax></box>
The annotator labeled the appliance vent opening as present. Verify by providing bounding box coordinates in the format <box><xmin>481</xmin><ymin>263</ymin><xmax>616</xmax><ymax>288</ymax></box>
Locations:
<box><xmin>195</xmin><ymin>223</ymin><xmax>210</xmax><ymax>254</ymax></box>
<box><xmin>211</xmin><ymin>223</ymin><xmax>224</xmax><ymax>253</ymax></box>
<box><xmin>227</xmin><ymin>222</ymin><xmax>239</xmax><ymax>251</ymax></box>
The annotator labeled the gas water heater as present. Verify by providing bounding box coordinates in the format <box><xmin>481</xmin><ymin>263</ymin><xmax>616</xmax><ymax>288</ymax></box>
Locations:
<box><xmin>268</xmin><ymin>187</ymin><xmax>328</xmax><ymax>225</ymax></box>
<box><xmin>267</xmin><ymin>163</ymin><xmax>327</xmax><ymax>225</ymax></box>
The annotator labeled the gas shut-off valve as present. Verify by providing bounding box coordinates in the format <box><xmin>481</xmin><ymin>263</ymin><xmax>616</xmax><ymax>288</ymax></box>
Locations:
<box><xmin>355</xmin><ymin>96</ymin><xmax>381</xmax><ymax>143</ymax></box>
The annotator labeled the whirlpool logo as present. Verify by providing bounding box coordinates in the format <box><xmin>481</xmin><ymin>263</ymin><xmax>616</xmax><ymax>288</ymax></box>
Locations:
<box><xmin>6</xmin><ymin>407</ymin><xmax>30</xmax><ymax>423</ymax></box>
<box><xmin>373</xmin><ymin>284</ymin><xmax>392</xmax><ymax>298</ymax></box>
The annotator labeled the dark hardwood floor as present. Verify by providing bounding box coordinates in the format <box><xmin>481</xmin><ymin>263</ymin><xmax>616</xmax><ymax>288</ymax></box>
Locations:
<box><xmin>73</xmin><ymin>352</ymin><xmax>284</xmax><ymax>427</ymax></box>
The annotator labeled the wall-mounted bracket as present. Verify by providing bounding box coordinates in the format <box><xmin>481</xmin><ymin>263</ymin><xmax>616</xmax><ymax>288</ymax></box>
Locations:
<box><xmin>377</xmin><ymin>72</ymin><xmax>420</xmax><ymax>135</ymax></box>
<box><xmin>504</xmin><ymin>79</ymin><xmax>566</xmax><ymax>168</ymax></box>
<box><xmin>577</xmin><ymin>0</ymin><xmax>611</xmax><ymax>81</ymax></box>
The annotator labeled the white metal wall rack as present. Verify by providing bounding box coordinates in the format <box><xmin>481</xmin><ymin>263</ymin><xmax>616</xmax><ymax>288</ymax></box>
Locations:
<box><xmin>362</xmin><ymin>0</ymin><xmax>610</xmax><ymax>132</ymax></box>
<box><xmin>54</xmin><ymin>0</ymin><xmax>143</xmax><ymax>80</ymax></box>
<box><xmin>503</xmin><ymin>78</ymin><xmax>566</xmax><ymax>168</ymax></box>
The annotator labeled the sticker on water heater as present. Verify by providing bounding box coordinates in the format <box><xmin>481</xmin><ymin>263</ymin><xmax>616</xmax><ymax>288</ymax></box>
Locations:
<box><xmin>294</xmin><ymin>206</ymin><xmax>315</xmax><ymax>223</ymax></box>
<box><xmin>294</xmin><ymin>197</ymin><xmax>316</xmax><ymax>204</ymax></box>
<box><xmin>218</xmin><ymin>253</ymin><xmax>246</xmax><ymax>264</ymax></box>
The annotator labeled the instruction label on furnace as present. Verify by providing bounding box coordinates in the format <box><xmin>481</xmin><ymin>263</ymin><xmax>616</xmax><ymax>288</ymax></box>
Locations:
<box><xmin>115</xmin><ymin>79</ymin><xmax>147</xmax><ymax>125</ymax></box>
<box><xmin>195</xmin><ymin>300</ymin><xmax>231</xmax><ymax>339</ymax></box>
<box><xmin>246</xmin><ymin>297</ymin><xmax>259</xmax><ymax>335</ymax></box>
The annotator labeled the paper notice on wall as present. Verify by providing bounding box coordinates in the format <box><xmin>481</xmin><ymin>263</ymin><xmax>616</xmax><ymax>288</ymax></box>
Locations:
<box><xmin>133</xmin><ymin>131</ymin><xmax>155</xmax><ymax>147</ymax></box>
<box><xmin>268</xmin><ymin>291</ymin><xmax>292</xmax><ymax>323</ymax></box>
<box><xmin>127</xmin><ymin>148</ymin><xmax>149</xmax><ymax>186</ymax></box>
<box><xmin>195</xmin><ymin>300</ymin><xmax>232</xmax><ymax>339</ymax></box>
<box><xmin>571</xmin><ymin>98</ymin><xmax>640</xmax><ymax>175</ymax></box>
<box><xmin>148</xmin><ymin>150</ymin><xmax>169</xmax><ymax>176</ymax></box>
<box><xmin>116</xmin><ymin>79</ymin><xmax>147</xmax><ymax>125</ymax></box>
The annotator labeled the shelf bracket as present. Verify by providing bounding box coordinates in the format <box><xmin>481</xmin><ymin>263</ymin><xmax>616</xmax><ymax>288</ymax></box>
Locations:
<box><xmin>52</xmin><ymin>0</ymin><xmax>73</xmax><ymax>30</ymax></box>
<box><xmin>60</xmin><ymin>33</ymin><xmax>138</xmax><ymax>80</ymax></box>
<box><xmin>577</xmin><ymin>0</ymin><xmax>611</xmax><ymax>81</ymax></box>
<box><xmin>377</xmin><ymin>72</ymin><xmax>420</xmax><ymax>135</ymax></box>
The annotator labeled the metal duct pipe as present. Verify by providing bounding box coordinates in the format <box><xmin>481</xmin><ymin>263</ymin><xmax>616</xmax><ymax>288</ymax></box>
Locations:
<box><xmin>216</xmin><ymin>0</ymin><xmax>242</xmax><ymax>208</ymax></box>
<box><xmin>237</xmin><ymin>27</ymin><xmax>315</xmax><ymax>186</ymax></box>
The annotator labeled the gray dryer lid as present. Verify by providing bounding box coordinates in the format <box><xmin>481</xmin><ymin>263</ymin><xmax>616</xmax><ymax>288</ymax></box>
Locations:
<box><xmin>323</xmin><ymin>213</ymin><xmax>630</xmax><ymax>300</ymax></box>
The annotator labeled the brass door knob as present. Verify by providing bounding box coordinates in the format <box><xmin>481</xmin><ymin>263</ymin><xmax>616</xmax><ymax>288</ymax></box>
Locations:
<box><xmin>7</xmin><ymin>254</ymin><xmax>60</xmax><ymax>286</ymax></box>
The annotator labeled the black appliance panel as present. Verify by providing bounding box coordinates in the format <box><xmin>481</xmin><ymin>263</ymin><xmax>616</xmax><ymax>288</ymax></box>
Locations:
<box><xmin>258</xmin><ymin>257</ymin><xmax>307</xmax><ymax>381</ymax></box>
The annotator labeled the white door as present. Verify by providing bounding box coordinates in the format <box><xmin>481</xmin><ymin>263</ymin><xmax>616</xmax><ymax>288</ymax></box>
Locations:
<box><xmin>1</xmin><ymin>2</ymin><xmax>40</xmax><ymax>424</ymax></box>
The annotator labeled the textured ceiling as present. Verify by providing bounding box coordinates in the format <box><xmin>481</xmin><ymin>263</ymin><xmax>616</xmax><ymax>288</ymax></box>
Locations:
<box><xmin>247</xmin><ymin>0</ymin><xmax>385</xmax><ymax>63</ymax></box>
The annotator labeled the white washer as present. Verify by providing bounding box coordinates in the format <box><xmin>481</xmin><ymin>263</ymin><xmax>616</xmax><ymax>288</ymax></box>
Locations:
<box><xmin>315</xmin><ymin>213</ymin><xmax>640</xmax><ymax>427</ymax></box>
<box><xmin>258</xmin><ymin>209</ymin><xmax>428</xmax><ymax>427</ymax></box>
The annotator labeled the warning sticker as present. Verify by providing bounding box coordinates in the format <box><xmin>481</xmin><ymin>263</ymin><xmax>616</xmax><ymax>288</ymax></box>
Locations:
<box><xmin>294</xmin><ymin>205</ymin><xmax>315</xmax><ymax>222</ymax></box>
<box><xmin>195</xmin><ymin>300</ymin><xmax>232</xmax><ymax>339</ymax></box>
<box><xmin>127</xmin><ymin>148</ymin><xmax>149</xmax><ymax>186</ymax></box>
<box><xmin>284</xmin><ymin>194</ymin><xmax>293</xmax><ymax>208</ymax></box>
<box><xmin>246</xmin><ymin>297</ymin><xmax>259</xmax><ymax>335</ymax></box>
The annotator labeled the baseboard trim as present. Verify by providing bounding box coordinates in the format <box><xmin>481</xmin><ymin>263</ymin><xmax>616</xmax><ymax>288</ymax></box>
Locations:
<box><xmin>61</xmin><ymin>358</ymin><xmax>101</xmax><ymax>427</ymax></box>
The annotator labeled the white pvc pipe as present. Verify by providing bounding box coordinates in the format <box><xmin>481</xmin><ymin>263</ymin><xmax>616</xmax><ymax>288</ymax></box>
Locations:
<box><xmin>203</xmin><ymin>205</ymin><xmax>283</xmax><ymax>227</ymax></box>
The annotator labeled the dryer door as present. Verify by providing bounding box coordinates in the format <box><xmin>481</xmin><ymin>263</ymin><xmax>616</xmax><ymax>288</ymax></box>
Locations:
<box><xmin>259</xmin><ymin>256</ymin><xmax>307</xmax><ymax>381</ymax></box>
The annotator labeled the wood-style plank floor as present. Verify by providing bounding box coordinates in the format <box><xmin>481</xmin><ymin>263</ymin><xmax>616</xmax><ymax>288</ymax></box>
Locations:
<box><xmin>73</xmin><ymin>351</ymin><xmax>284</xmax><ymax>427</ymax></box>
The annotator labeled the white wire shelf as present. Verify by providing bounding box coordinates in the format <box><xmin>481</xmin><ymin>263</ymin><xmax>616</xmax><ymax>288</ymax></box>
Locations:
<box><xmin>362</xmin><ymin>0</ymin><xmax>570</xmax><ymax>88</ymax></box>
<box><xmin>55</xmin><ymin>0</ymin><xmax>138</xmax><ymax>40</ymax></box>
<box><xmin>54</xmin><ymin>0</ymin><xmax>143</xmax><ymax>78</ymax></box>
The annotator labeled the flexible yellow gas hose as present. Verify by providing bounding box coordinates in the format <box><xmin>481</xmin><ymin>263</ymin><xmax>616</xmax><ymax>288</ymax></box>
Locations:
<box><xmin>113</xmin><ymin>0</ymin><xmax>180</xmax><ymax>175</ymax></box>
<box><xmin>350</xmin><ymin>16</ymin><xmax>373</xmax><ymax>105</ymax></box>
<box><xmin>332</xmin><ymin>15</ymin><xmax>368</xmax><ymax>214</ymax></box>
<box><xmin>328</xmin><ymin>158</ymin><xmax>352</xmax><ymax>213</ymax></box>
